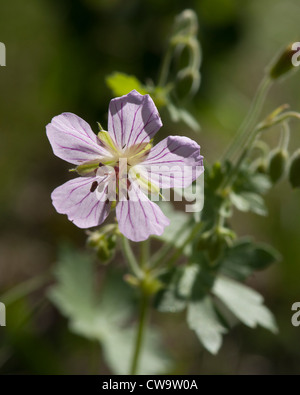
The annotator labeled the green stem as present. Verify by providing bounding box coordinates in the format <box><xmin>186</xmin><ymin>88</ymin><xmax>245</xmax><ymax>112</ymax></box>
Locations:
<box><xmin>150</xmin><ymin>219</ymin><xmax>193</xmax><ymax>270</ymax></box>
<box><xmin>158</xmin><ymin>46</ymin><xmax>173</xmax><ymax>87</ymax></box>
<box><xmin>279</xmin><ymin>122</ymin><xmax>290</xmax><ymax>150</ymax></box>
<box><xmin>220</xmin><ymin>77</ymin><xmax>273</xmax><ymax>190</ymax></box>
<box><xmin>165</xmin><ymin>221</ymin><xmax>203</xmax><ymax>269</ymax></box>
<box><xmin>221</xmin><ymin>146</ymin><xmax>250</xmax><ymax>190</ymax></box>
<box><xmin>257</xmin><ymin>111</ymin><xmax>300</xmax><ymax>132</ymax></box>
<box><xmin>222</xmin><ymin>76</ymin><xmax>272</xmax><ymax>163</ymax></box>
<box><xmin>130</xmin><ymin>290</ymin><xmax>150</xmax><ymax>375</ymax></box>
<box><xmin>140</xmin><ymin>240</ymin><xmax>150</xmax><ymax>269</ymax></box>
<box><xmin>121</xmin><ymin>236</ymin><xmax>143</xmax><ymax>279</ymax></box>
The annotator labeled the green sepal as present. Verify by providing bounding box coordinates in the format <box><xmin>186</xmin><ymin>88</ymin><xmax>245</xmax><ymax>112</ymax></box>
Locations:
<box><xmin>98</xmin><ymin>130</ymin><xmax>118</xmax><ymax>152</ymax></box>
<box><xmin>75</xmin><ymin>160</ymin><xmax>100</xmax><ymax>175</ymax></box>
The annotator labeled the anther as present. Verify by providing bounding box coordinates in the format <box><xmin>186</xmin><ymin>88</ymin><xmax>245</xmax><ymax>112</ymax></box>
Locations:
<box><xmin>90</xmin><ymin>181</ymin><xmax>98</xmax><ymax>192</ymax></box>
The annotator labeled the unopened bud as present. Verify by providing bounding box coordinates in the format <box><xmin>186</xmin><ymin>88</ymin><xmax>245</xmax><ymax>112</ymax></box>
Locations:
<box><xmin>198</xmin><ymin>227</ymin><xmax>234</xmax><ymax>263</ymax></box>
<box><xmin>269</xmin><ymin>42</ymin><xmax>300</xmax><ymax>80</ymax></box>
<box><xmin>289</xmin><ymin>149</ymin><xmax>300</xmax><ymax>189</ymax></box>
<box><xmin>252</xmin><ymin>159</ymin><xmax>267</xmax><ymax>174</ymax></box>
<box><xmin>87</xmin><ymin>225</ymin><xmax>118</xmax><ymax>263</ymax></box>
<box><xmin>268</xmin><ymin>149</ymin><xmax>288</xmax><ymax>183</ymax></box>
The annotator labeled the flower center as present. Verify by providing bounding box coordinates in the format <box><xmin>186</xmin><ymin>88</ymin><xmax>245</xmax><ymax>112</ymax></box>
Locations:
<box><xmin>74</xmin><ymin>130</ymin><xmax>157</xmax><ymax>201</ymax></box>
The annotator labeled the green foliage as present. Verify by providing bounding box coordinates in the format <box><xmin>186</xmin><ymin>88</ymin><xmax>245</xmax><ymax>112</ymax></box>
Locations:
<box><xmin>152</xmin><ymin>150</ymin><xmax>281</xmax><ymax>355</ymax></box>
<box><xmin>105</xmin><ymin>71</ymin><xmax>201</xmax><ymax>132</ymax></box>
<box><xmin>155</xmin><ymin>268</ymin><xmax>278</xmax><ymax>353</ymax></box>
<box><xmin>106</xmin><ymin>72</ymin><xmax>148</xmax><ymax>98</ymax></box>
<box><xmin>229</xmin><ymin>165</ymin><xmax>273</xmax><ymax>216</ymax></box>
<box><xmin>232</xmin><ymin>165</ymin><xmax>272</xmax><ymax>195</ymax></box>
<box><xmin>154</xmin><ymin>253</ymin><xmax>278</xmax><ymax>354</ymax></box>
<box><xmin>48</xmin><ymin>247</ymin><xmax>171</xmax><ymax>374</ymax></box>
<box><xmin>154</xmin><ymin>265</ymin><xmax>197</xmax><ymax>313</ymax></box>
<box><xmin>187</xmin><ymin>296</ymin><xmax>227</xmax><ymax>355</ymax></box>
<box><xmin>230</xmin><ymin>191</ymin><xmax>268</xmax><ymax>216</ymax></box>
<box><xmin>220</xmin><ymin>238</ymin><xmax>281</xmax><ymax>281</ymax></box>
<box><xmin>213</xmin><ymin>276</ymin><xmax>278</xmax><ymax>333</ymax></box>
<box><xmin>3</xmin><ymin>0</ymin><xmax>300</xmax><ymax>376</ymax></box>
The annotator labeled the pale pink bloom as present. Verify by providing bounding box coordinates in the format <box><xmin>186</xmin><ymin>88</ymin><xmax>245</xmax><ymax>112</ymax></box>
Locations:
<box><xmin>46</xmin><ymin>90</ymin><xmax>203</xmax><ymax>241</ymax></box>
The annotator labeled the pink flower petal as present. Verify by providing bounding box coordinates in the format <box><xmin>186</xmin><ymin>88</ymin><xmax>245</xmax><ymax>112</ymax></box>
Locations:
<box><xmin>108</xmin><ymin>90</ymin><xmax>162</xmax><ymax>150</ymax></box>
<box><xmin>46</xmin><ymin>112</ymin><xmax>109</xmax><ymax>165</ymax></box>
<box><xmin>116</xmin><ymin>181</ymin><xmax>170</xmax><ymax>242</ymax></box>
<box><xmin>51</xmin><ymin>176</ymin><xmax>111</xmax><ymax>228</ymax></box>
<box><xmin>142</xmin><ymin>136</ymin><xmax>204</xmax><ymax>189</ymax></box>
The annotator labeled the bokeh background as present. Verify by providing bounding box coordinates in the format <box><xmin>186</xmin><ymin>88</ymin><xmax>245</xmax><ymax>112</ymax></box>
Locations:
<box><xmin>1</xmin><ymin>0</ymin><xmax>300</xmax><ymax>374</ymax></box>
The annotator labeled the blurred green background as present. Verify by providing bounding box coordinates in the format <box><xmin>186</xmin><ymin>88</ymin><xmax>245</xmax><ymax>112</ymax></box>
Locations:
<box><xmin>1</xmin><ymin>0</ymin><xmax>300</xmax><ymax>374</ymax></box>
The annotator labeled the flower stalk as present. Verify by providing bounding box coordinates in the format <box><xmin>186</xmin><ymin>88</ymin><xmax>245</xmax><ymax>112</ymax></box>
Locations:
<box><xmin>121</xmin><ymin>236</ymin><xmax>143</xmax><ymax>279</ymax></box>
<box><xmin>130</xmin><ymin>288</ymin><xmax>150</xmax><ymax>375</ymax></box>
<box><xmin>222</xmin><ymin>76</ymin><xmax>272</xmax><ymax>164</ymax></box>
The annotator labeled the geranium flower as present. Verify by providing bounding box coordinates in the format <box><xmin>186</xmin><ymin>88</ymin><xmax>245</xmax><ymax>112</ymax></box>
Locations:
<box><xmin>46</xmin><ymin>90</ymin><xmax>203</xmax><ymax>242</ymax></box>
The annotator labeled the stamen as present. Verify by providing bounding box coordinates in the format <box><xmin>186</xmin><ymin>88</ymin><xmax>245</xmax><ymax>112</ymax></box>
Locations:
<box><xmin>99</xmin><ymin>163</ymin><xmax>103</xmax><ymax>167</ymax></box>
<box><xmin>90</xmin><ymin>181</ymin><xmax>98</xmax><ymax>192</ymax></box>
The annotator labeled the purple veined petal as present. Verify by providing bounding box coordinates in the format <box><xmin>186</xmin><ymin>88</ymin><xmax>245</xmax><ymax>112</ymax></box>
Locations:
<box><xmin>108</xmin><ymin>90</ymin><xmax>162</xmax><ymax>150</ymax></box>
<box><xmin>116</xmin><ymin>180</ymin><xmax>170</xmax><ymax>242</ymax></box>
<box><xmin>46</xmin><ymin>112</ymin><xmax>111</xmax><ymax>165</ymax></box>
<box><xmin>51</xmin><ymin>175</ymin><xmax>111</xmax><ymax>229</ymax></box>
<box><xmin>141</xmin><ymin>135</ymin><xmax>204</xmax><ymax>189</ymax></box>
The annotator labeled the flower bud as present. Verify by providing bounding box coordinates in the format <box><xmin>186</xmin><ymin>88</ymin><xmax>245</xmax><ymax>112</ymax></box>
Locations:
<box><xmin>267</xmin><ymin>149</ymin><xmax>288</xmax><ymax>183</ymax></box>
<box><xmin>87</xmin><ymin>225</ymin><xmax>118</xmax><ymax>263</ymax></box>
<box><xmin>288</xmin><ymin>149</ymin><xmax>300</xmax><ymax>189</ymax></box>
<box><xmin>198</xmin><ymin>227</ymin><xmax>234</xmax><ymax>263</ymax></box>
<box><xmin>269</xmin><ymin>42</ymin><xmax>300</xmax><ymax>80</ymax></box>
<box><xmin>252</xmin><ymin>159</ymin><xmax>267</xmax><ymax>174</ymax></box>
